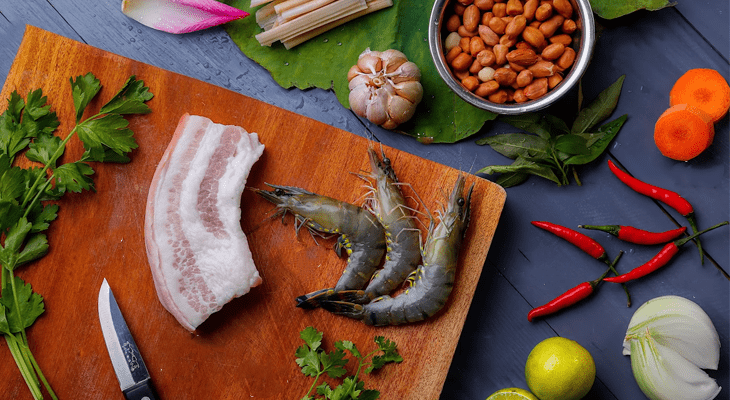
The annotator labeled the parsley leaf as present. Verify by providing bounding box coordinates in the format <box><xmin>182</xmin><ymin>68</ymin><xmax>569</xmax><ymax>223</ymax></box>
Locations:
<box><xmin>76</xmin><ymin>114</ymin><xmax>138</xmax><ymax>160</ymax></box>
<box><xmin>70</xmin><ymin>73</ymin><xmax>102</xmax><ymax>122</ymax></box>
<box><xmin>0</xmin><ymin>276</ymin><xmax>44</xmax><ymax>334</ymax></box>
<box><xmin>100</xmin><ymin>75</ymin><xmax>154</xmax><ymax>115</ymax></box>
<box><xmin>52</xmin><ymin>161</ymin><xmax>95</xmax><ymax>194</ymax></box>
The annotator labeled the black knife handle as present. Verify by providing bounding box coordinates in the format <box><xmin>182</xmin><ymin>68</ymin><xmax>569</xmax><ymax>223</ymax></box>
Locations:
<box><xmin>123</xmin><ymin>378</ymin><xmax>158</xmax><ymax>400</ymax></box>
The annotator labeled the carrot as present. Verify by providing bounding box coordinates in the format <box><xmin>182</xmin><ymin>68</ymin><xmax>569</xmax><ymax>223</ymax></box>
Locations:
<box><xmin>654</xmin><ymin>104</ymin><xmax>715</xmax><ymax>161</ymax></box>
<box><xmin>669</xmin><ymin>68</ymin><xmax>730</xmax><ymax>123</ymax></box>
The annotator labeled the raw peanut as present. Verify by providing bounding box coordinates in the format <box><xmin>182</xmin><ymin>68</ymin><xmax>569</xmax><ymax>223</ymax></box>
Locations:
<box><xmin>474</xmin><ymin>0</ymin><xmax>495</xmax><ymax>11</ymax></box>
<box><xmin>454</xmin><ymin>3</ymin><xmax>466</xmax><ymax>16</ymax></box>
<box><xmin>516</xmin><ymin>69</ymin><xmax>534</xmax><ymax>87</ymax></box>
<box><xmin>506</xmin><ymin>0</ymin><xmax>523</xmax><ymax>15</ymax></box>
<box><xmin>445</xmin><ymin>46</ymin><xmax>462</xmax><ymax>64</ymax></box>
<box><xmin>522</xmin><ymin>26</ymin><xmax>545</xmax><ymax>47</ymax></box>
<box><xmin>456</xmin><ymin>0</ymin><xmax>474</xmax><ymax>6</ymax></box>
<box><xmin>539</xmin><ymin>15</ymin><xmax>564</xmax><ymax>37</ymax></box>
<box><xmin>463</xmin><ymin>5</ymin><xmax>481</xmax><ymax>32</ymax></box>
<box><xmin>552</xmin><ymin>0</ymin><xmax>573</xmax><ymax>18</ymax></box>
<box><xmin>470</xmin><ymin>36</ymin><xmax>487</xmax><ymax>55</ymax></box>
<box><xmin>488</xmin><ymin>89</ymin><xmax>510</xmax><ymax>103</ymax></box>
<box><xmin>476</xmin><ymin>48</ymin><xmax>497</xmax><ymax>66</ymax></box>
<box><xmin>508</xmin><ymin>61</ymin><xmax>526</xmax><ymax>72</ymax></box>
<box><xmin>550</xmin><ymin>34</ymin><xmax>572</xmax><ymax>46</ymax></box>
<box><xmin>492</xmin><ymin>2</ymin><xmax>507</xmax><ymax>17</ymax></box>
<box><xmin>529</xmin><ymin>20</ymin><xmax>542</xmax><ymax>28</ymax></box>
<box><xmin>478</xmin><ymin>25</ymin><xmax>500</xmax><ymax>46</ymax></box>
<box><xmin>493</xmin><ymin>67</ymin><xmax>517</xmax><ymax>85</ymax></box>
<box><xmin>462</xmin><ymin>75</ymin><xmax>480</xmax><ymax>91</ymax></box>
<box><xmin>481</xmin><ymin>11</ymin><xmax>494</xmax><ymax>26</ymax></box>
<box><xmin>506</xmin><ymin>48</ymin><xmax>539</xmax><ymax>66</ymax></box>
<box><xmin>515</xmin><ymin>41</ymin><xmax>535</xmax><ymax>50</ymax></box>
<box><xmin>469</xmin><ymin>59</ymin><xmax>483</xmax><ymax>74</ymax></box>
<box><xmin>524</xmin><ymin>77</ymin><xmax>548</xmax><ymax>99</ymax></box>
<box><xmin>528</xmin><ymin>60</ymin><xmax>556</xmax><ymax>77</ymax></box>
<box><xmin>506</xmin><ymin>88</ymin><xmax>515</xmax><ymax>102</ymax></box>
<box><xmin>444</xmin><ymin>32</ymin><xmax>462</xmax><ymax>51</ymax></box>
<box><xmin>502</xmin><ymin>16</ymin><xmax>514</xmax><ymax>24</ymax></box>
<box><xmin>556</xmin><ymin>47</ymin><xmax>575</xmax><ymax>69</ymax></box>
<box><xmin>500</xmin><ymin>34</ymin><xmax>518</xmax><ymax>48</ymax></box>
<box><xmin>458</xmin><ymin>25</ymin><xmax>478</xmax><ymax>37</ymax></box>
<box><xmin>505</xmin><ymin>15</ymin><xmax>527</xmax><ymax>38</ymax></box>
<box><xmin>513</xmin><ymin>88</ymin><xmax>528</xmax><ymax>102</ymax></box>
<box><xmin>493</xmin><ymin>44</ymin><xmax>509</xmax><ymax>64</ymax></box>
<box><xmin>488</xmin><ymin>16</ymin><xmax>507</xmax><ymax>34</ymax></box>
<box><xmin>446</xmin><ymin>14</ymin><xmax>462</xmax><ymax>32</ymax></box>
<box><xmin>535</xmin><ymin>3</ymin><xmax>552</xmax><ymax>21</ymax></box>
<box><xmin>454</xmin><ymin>69</ymin><xmax>470</xmax><ymax>80</ymax></box>
<box><xmin>451</xmin><ymin>52</ymin><xmax>474</xmax><ymax>71</ymax></box>
<box><xmin>475</xmin><ymin>80</ymin><xmax>500</xmax><ymax>97</ymax></box>
<box><xmin>562</xmin><ymin>18</ymin><xmax>577</xmax><ymax>34</ymax></box>
<box><xmin>459</xmin><ymin>36</ymin><xmax>472</xmax><ymax>53</ymax></box>
<box><xmin>548</xmin><ymin>72</ymin><xmax>563</xmax><ymax>89</ymax></box>
<box><xmin>523</xmin><ymin>0</ymin><xmax>539</xmax><ymax>20</ymax></box>
<box><xmin>541</xmin><ymin>42</ymin><xmax>565</xmax><ymax>60</ymax></box>
<box><xmin>478</xmin><ymin>66</ymin><xmax>496</xmax><ymax>81</ymax></box>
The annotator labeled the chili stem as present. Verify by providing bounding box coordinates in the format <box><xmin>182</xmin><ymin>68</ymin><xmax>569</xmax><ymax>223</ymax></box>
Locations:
<box><xmin>602</xmin><ymin>254</ymin><xmax>631</xmax><ymax>307</ymax></box>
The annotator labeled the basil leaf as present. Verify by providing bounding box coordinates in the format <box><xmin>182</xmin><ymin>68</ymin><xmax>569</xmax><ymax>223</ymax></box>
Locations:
<box><xmin>554</xmin><ymin>134</ymin><xmax>590</xmax><ymax>156</ymax></box>
<box><xmin>500</xmin><ymin>114</ymin><xmax>553</xmax><ymax>139</ymax></box>
<box><xmin>477</xmin><ymin>133</ymin><xmax>550</xmax><ymax>159</ymax></box>
<box><xmin>478</xmin><ymin>156</ymin><xmax>561</xmax><ymax>185</ymax></box>
<box><xmin>565</xmin><ymin>114</ymin><xmax>628</xmax><ymax>165</ymax></box>
<box><xmin>571</xmin><ymin>75</ymin><xmax>625</xmax><ymax>134</ymax></box>
<box><xmin>495</xmin><ymin>172</ymin><xmax>530</xmax><ymax>188</ymax></box>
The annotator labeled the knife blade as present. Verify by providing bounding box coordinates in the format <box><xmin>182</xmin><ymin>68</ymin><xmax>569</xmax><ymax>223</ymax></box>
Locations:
<box><xmin>98</xmin><ymin>278</ymin><xmax>158</xmax><ymax>400</ymax></box>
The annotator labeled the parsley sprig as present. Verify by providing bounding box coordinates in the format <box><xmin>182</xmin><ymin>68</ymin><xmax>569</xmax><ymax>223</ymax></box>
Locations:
<box><xmin>0</xmin><ymin>72</ymin><xmax>153</xmax><ymax>399</ymax></box>
<box><xmin>296</xmin><ymin>326</ymin><xmax>403</xmax><ymax>400</ymax></box>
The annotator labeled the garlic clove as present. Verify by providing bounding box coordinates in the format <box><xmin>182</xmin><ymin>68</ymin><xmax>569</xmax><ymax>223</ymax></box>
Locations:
<box><xmin>347</xmin><ymin>64</ymin><xmax>363</xmax><ymax>81</ymax></box>
<box><xmin>389</xmin><ymin>62</ymin><xmax>421</xmax><ymax>84</ymax></box>
<box><xmin>348</xmin><ymin>74</ymin><xmax>373</xmax><ymax>91</ymax></box>
<box><xmin>349</xmin><ymin>85</ymin><xmax>371</xmax><ymax>119</ymax></box>
<box><xmin>393</xmin><ymin>80</ymin><xmax>423</xmax><ymax>105</ymax></box>
<box><xmin>365</xmin><ymin>88</ymin><xmax>389</xmax><ymax>126</ymax></box>
<box><xmin>357</xmin><ymin>54</ymin><xmax>383</xmax><ymax>74</ymax></box>
<box><xmin>629</xmin><ymin>335</ymin><xmax>721</xmax><ymax>400</ymax></box>
<box><xmin>380</xmin><ymin>49</ymin><xmax>408</xmax><ymax>74</ymax></box>
<box><xmin>387</xmin><ymin>95</ymin><xmax>417</xmax><ymax>125</ymax></box>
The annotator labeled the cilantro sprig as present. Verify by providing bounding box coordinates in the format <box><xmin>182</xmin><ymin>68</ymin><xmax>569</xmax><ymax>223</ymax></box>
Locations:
<box><xmin>296</xmin><ymin>326</ymin><xmax>403</xmax><ymax>400</ymax></box>
<box><xmin>0</xmin><ymin>72</ymin><xmax>153</xmax><ymax>400</ymax></box>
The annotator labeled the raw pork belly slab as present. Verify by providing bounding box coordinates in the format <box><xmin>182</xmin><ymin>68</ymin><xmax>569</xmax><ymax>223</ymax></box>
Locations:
<box><xmin>145</xmin><ymin>114</ymin><xmax>265</xmax><ymax>331</ymax></box>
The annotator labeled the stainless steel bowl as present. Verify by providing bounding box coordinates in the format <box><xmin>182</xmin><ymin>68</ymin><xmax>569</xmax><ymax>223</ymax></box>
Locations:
<box><xmin>428</xmin><ymin>0</ymin><xmax>596</xmax><ymax>115</ymax></box>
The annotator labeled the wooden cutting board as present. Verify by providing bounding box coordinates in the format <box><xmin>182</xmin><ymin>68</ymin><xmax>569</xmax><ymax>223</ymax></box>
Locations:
<box><xmin>0</xmin><ymin>26</ymin><xmax>506</xmax><ymax>400</ymax></box>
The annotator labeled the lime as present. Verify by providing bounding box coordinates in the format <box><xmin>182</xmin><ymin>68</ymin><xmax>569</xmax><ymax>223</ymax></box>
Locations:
<box><xmin>524</xmin><ymin>337</ymin><xmax>596</xmax><ymax>400</ymax></box>
<box><xmin>486</xmin><ymin>387</ymin><xmax>540</xmax><ymax>400</ymax></box>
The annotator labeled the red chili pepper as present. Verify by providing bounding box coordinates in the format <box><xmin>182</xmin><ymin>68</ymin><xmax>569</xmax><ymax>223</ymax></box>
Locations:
<box><xmin>531</xmin><ymin>221</ymin><xmax>607</xmax><ymax>260</ymax></box>
<box><xmin>607</xmin><ymin>159</ymin><xmax>704</xmax><ymax>263</ymax></box>
<box><xmin>578</xmin><ymin>224</ymin><xmax>687</xmax><ymax>245</ymax></box>
<box><xmin>528</xmin><ymin>252</ymin><xmax>623</xmax><ymax>321</ymax></box>
<box><xmin>604</xmin><ymin>221</ymin><xmax>728</xmax><ymax>284</ymax></box>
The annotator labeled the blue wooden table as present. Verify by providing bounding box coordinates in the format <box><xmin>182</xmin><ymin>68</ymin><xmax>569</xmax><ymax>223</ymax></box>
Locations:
<box><xmin>1</xmin><ymin>1</ymin><xmax>728</xmax><ymax>399</ymax></box>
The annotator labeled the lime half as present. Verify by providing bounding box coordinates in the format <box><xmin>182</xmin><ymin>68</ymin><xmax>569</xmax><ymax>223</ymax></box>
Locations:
<box><xmin>486</xmin><ymin>387</ymin><xmax>540</xmax><ymax>400</ymax></box>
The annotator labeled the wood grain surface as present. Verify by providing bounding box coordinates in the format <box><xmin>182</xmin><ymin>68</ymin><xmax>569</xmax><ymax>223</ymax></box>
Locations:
<box><xmin>0</xmin><ymin>26</ymin><xmax>506</xmax><ymax>400</ymax></box>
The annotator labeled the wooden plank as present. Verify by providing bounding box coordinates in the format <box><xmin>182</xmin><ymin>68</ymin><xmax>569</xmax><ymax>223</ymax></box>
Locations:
<box><xmin>0</xmin><ymin>26</ymin><xmax>506</xmax><ymax>400</ymax></box>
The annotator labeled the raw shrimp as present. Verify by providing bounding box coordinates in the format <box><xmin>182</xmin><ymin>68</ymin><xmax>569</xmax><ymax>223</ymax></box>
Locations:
<box><xmin>251</xmin><ymin>184</ymin><xmax>386</xmax><ymax>291</ymax></box>
<box><xmin>320</xmin><ymin>174</ymin><xmax>473</xmax><ymax>326</ymax></box>
<box><xmin>296</xmin><ymin>147</ymin><xmax>422</xmax><ymax>308</ymax></box>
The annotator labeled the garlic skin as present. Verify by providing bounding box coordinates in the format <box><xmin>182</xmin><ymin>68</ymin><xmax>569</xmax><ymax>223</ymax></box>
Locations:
<box><xmin>347</xmin><ymin>48</ymin><xmax>423</xmax><ymax>129</ymax></box>
<box><xmin>623</xmin><ymin>295</ymin><xmax>721</xmax><ymax>400</ymax></box>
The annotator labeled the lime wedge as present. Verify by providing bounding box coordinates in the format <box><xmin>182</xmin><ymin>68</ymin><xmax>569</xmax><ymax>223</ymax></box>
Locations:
<box><xmin>486</xmin><ymin>387</ymin><xmax>540</xmax><ymax>400</ymax></box>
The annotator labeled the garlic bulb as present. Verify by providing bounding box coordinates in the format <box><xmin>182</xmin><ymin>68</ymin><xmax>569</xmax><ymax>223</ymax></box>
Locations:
<box><xmin>347</xmin><ymin>48</ymin><xmax>423</xmax><ymax>130</ymax></box>
<box><xmin>623</xmin><ymin>295</ymin><xmax>721</xmax><ymax>400</ymax></box>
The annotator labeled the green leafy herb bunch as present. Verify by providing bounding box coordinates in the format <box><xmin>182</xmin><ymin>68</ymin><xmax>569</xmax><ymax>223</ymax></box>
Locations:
<box><xmin>0</xmin><ymin>72</ymin><xmax>153</xmax><ymax>399</ymax></box>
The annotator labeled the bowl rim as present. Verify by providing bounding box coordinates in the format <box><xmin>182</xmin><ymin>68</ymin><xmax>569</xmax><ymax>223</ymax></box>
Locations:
<box><xmin>427</xmin><ymin>0</ymin><xmax>596</xmax><ymax>115</ymax></box>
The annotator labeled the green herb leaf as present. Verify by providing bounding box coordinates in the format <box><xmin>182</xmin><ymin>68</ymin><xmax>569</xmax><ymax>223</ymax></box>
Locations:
<box><xmin>0</xmin><ymin>276</ymin><xmax>44</xmax><ymax>333</ymax></box>
<box><xmin>336</xmin><ymin>340</ymin><xmax>361</xmax><ymax>359</ymax></box>
<box><xmin>321</xmin><ymin>349</ymin><xmax>349</xmax><ymax>379</ymax></box>
<box><xmin>477</xmin><ymin>133</ymin><xmax>551</xmax><ymax>160</ymax></box>
<box><xmin>26</xmin><ymin>133</ymin><xmax>64</xmax><ymax>167</ymax></box>
<box><xmin>590</xmin><ymin>0</ymin><xmax>675</xmax><ymax>19</ymax></box>
<box><xmin>571</xmin><ymin>75</ymin><xmax>625</xmax><ymax>134</ymax></box>
<box><xmin>495</xmin><ymin>172</ymin><xmax>530</xmax><ymax>188</ymax></box>
<box><xmin>368</xmin><ymin>336</ymin><xmax>403</xmax><ymax>373</ymax></box>
<box><xmin>53</xmin><ymin>161</ymin><xmax>95</xmax><ymax>194</ymax></box>
<box><xmin>554</xmin><ymin>134</ymin><xmax>590</xmax><ymax>156</ymax></box>
<box><xmin>70</xmin><ymin>73</ymin><xmax>102</xmax><ymax>122</ymax></box>
<box><xmin>478</xmin><ymin>156</ymin><xmax>562</xmax><ymax>186</ymax></box>
<box><xmin>565</xmin><ymin>114</ymin><xmax>628</xmax><ymax>165</ymax></box>
<box><xmin>2</xmin><ymin>218</ymin><xmax>32</xmax><ymax>260</ymax></box>
<box><xmin>75</xmin><ymin>114</ymin><xmax>138</xmax><ymax>159</ymax></box>
<box><xmin>100</xmin><ymin>76</ymin><xmax>154</xmax><ymax>115</ymax></box>
<box><xmin>16</xmin><ymin>233</ymin><xmax>49</xmax><ymax>266</ymax></box>
<box><xmin>300</xmin><ymin>326</ymin><xmax>324</xmax><ymax>351</ymax></box>
<box><xmin>499</xmin><ymin>114</ymin><xmax>553</xmax><ymax>139</ymax></box>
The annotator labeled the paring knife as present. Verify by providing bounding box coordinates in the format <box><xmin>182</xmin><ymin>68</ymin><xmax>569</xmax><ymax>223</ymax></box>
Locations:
<box><xmin>98</xmin><ymin>279</ymin><xmax>158</xmax><ymax>400</ymax></box>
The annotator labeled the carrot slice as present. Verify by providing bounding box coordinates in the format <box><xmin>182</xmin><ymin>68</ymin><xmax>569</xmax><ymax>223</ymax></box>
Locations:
<box><xmin>654</xmin><ymin>104</ymin><xmax>715</xmax><ymax>161</ymax></box>
<box><xmin>669</xmin><ymin>68</ymin><xmax>730</xmax><ymax>123</ymax></box>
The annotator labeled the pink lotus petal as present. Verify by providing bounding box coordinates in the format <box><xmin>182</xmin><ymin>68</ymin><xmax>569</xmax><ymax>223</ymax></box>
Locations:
<box><xmin>122</xmin><ymin>0</ymin><xmax>249</xmax><ymax>34</ymax></box>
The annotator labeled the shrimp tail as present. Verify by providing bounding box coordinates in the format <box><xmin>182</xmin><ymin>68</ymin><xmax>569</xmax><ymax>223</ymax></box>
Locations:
<box><xmin>295</xmin><ymin>288</ymin><xmax>371</xmax><ymax>308</ymax></box>
<box><xmin>318</xmin><ymin>300</ymin><xmax>367</xmax><ymax>320</ymax></box>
